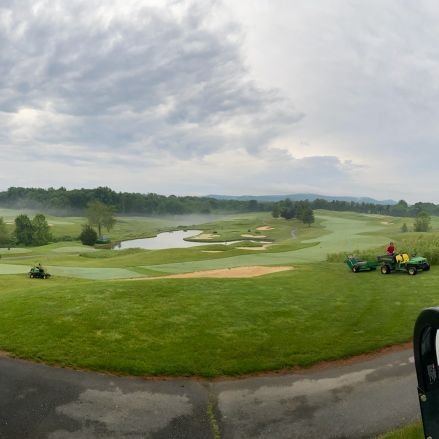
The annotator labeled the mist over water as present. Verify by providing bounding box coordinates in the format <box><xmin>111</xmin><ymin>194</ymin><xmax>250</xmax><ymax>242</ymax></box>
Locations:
<box><xmin>148</xmin><ymin>213</ymin><xmax>229</xmax><ymax>225</ymax></box>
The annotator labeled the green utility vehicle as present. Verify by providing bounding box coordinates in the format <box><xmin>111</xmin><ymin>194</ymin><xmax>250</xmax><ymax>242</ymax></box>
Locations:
<box><xmin>345</xmin><ymin>255</ymin><xmax>379</xmax><ymax>273</ymax></box>
<box><xmin>377</xmin><ymin>253</ymin><xmax>430</xmax><ymax>276</ymax></box>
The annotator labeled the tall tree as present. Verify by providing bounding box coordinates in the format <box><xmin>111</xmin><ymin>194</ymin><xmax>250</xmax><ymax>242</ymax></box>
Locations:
<box><xmin>32</xmin><ymin>214</ymin><xmax>52</xmax><ymax>245</ymax></box>
<box><xmin>271</xmin><ymin>204</ymin><xmax>280</xmax><ymax>218</ymax></box>
<box><xmin>301</xmin><ymin>207</ymin><xmax>315</xmax><ymax>227</ymax></box>
<box><xmin>414</xmin><ymin>211</ymin><xmax>431</xmax><ymax>232</ymax></box>
<box><xmin>86</xmin><ymin>200</ymin><xmax>116</xmax><ymax>238</ymax></box>
<box><xmin>390</xmin><ymin>199</ymin><xmax>409</xmax><ymax>217</ymax></box>
<box><xmin>14</xmin><ymin>214</ymin><xmax>34</xmax><ymax>245</ymax></box>
<box><xmin>0</xmin><ymin>217</ymin><xmax>9</xmax><ymax>246</ymax></box>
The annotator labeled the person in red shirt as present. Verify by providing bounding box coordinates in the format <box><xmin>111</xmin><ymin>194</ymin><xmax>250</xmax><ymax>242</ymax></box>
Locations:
<box><xmin>386</xmin><ymin>241</ymin><xmax>395</xmax><ymax>255</ymax></box>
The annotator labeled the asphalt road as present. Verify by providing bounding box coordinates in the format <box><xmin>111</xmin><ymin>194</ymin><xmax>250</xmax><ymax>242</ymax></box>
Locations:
<box><xmin>0</xmin><ymin>349</ymin><xmax>420</xmax><ymax>439</ymax></box>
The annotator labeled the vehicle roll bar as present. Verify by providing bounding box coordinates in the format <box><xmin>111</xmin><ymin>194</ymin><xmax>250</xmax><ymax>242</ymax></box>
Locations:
<box><xmin>414</xmin><ymin>307</ymin><xmax>439</xmax><ymax>438</ymax></box>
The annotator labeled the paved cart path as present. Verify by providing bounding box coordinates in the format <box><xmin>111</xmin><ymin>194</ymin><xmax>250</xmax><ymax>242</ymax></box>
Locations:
<box><xmin>0</xmin><ymin>348</ymin><xmax>419</xmax><ymax>439</ymax></box>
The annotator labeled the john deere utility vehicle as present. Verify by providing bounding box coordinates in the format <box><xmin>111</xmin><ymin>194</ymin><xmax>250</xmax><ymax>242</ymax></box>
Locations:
<box><xmin>377</xmin><ymin>253</ymin><xmax>430</xmax><ymax>276</ymax></box>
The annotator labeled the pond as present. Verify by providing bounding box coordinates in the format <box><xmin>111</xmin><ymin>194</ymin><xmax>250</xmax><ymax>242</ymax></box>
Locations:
<box><xmin>114</xmin><ymin>230</ymin><xmax>270</xmax><ymax>250</ymax></box>
<box><xmin>115</xmin><ymin>230</ymin><xmax>213</xmax><ymax>250</ymax></box>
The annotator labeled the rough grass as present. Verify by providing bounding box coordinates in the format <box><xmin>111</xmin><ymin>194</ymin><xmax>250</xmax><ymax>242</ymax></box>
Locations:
<box><xmin>0</xmin><ymin>263</ymin><xmax>436</xmax><ymax>377</ymax></box>
<box><xmin>328</xmin><ymin>232</ymin><xmax>439</xmax><ymax>266</ymax></box>
<box><xmin>378</xmin><ymin>421</ymin><xmax>422</xmax><ymax>438</ymax></box>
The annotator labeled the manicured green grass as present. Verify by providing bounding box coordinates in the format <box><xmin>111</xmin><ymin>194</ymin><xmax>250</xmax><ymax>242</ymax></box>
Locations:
<box><xmin>0</xmin><ymin>212</ymin><xmax>326</xmax><ymax>272</ymax></box>
<box><xmin>378</xmin><ymin>421</ymin><xmax>422</xmax><ymax>438</ymax></box>
<box><xmin>0</xmin><ymin>263</ymin><xmax>435</xmax><ymax>377</ymax></box>
<box><xmin>0</xmin><ymin>209</ymin><xmax>395</xmax><ymax>279</ymax></box>
<box><xmin>0</xmin><ymin>208</ymin><xmax>423</xmax><ymax>377</ymax></box>
<box><xmin>141</xmin><ymin>213</ymin><xmax>392</xmax><ymax>274</ymax></box>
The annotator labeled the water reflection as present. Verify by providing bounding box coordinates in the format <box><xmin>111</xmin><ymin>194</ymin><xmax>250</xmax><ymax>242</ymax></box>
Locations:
<box><xmin>115</xmin><ymin>230</ymin><xmax>207</xmax><ymax>250</ymax></box>
<box><xmin>115</xmin><ymin>230</ymin><xmax>270</xmax><ymax>250</ymax></box>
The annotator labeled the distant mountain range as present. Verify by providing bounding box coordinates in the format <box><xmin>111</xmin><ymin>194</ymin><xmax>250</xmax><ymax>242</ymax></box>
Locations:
<box><xmin>207</xmin><ymin>193</ymin><xmax>396</xmax><ymax>205</ymax></box>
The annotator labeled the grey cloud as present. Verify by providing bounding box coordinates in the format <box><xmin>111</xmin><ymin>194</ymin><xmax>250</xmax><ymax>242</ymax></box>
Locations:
<box><xmin>0</xmin><ymin>0</ymin><xmax>303</xmax><ymax>163</ymax></box>
<box><xmin>266</xmin><ymin>153</ymin><xmax>357</xmax><ymax>187</ymax></box>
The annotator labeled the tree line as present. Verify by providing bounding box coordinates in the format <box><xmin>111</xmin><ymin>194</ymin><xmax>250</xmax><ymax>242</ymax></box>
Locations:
<box><xmin>0</xmin><ymin>190</ymin><xmax>437</xmax><ymax>248</ymax></box>
<box><xmin>0</xmin><ymin>187</ymin><xmax>436</xmax><ymax>218</ymax></box>
<box><xmin>309</xmin><ymin>198</ymin><xmax>439</xmax><ymax>217</ymax></box>
<box><xmin>0</xmin><ymin>201</ymin><xmax>116</xmax><ymax>247</ymax></box>
<box><xmin>0</xmin><ymin>214</ymin><xmax>52</xmax><ymax>247</ymax></box>
<box><xmin>272</xmin><ymin>199</ymin><xmax>315</xmax><ymax>226</ymax></box>
<box><xmin>0</xmin><ymin>187</ymin><xmax>272</xmax><ymax>215</ymax></box>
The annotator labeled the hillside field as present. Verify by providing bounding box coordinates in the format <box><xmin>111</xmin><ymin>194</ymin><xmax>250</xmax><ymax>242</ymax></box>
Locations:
<box><xmin>0</xmin><ymin>208</ymin><xmax>435</xmax><ymax>377</ymax></box>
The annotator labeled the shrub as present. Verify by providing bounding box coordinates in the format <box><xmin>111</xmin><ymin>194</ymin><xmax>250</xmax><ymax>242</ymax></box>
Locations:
<box><xmin>79</xmin><ymin>225</ymin><xmax>98</xmax><ymax>246</ymax></box>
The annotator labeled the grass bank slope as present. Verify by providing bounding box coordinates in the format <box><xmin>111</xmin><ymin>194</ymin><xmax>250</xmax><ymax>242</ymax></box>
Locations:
<box><xmin>0</xmin><ymin>263</ymin><xmax>434</xmax><ymax>377</ymax></box>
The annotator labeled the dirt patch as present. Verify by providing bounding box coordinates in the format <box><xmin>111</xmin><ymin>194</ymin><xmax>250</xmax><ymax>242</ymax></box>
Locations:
<box><xmin>128</xmin><ymin>266</ymin><xmax>293</xmax><ymax>280</ymax></box>
<box><xmin>381</xmin><ymin>221</ymin><xmax>393</xmax><ymax>225</ymax></box>
<box><xmin>256</xmin><ymin>226</ymin><xmax>274</xmax><ymax>231</ymax></box>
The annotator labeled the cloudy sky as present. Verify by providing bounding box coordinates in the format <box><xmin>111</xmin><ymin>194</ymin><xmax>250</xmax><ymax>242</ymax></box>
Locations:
<box><xmin>2</xmin><ymin>0</ymin><xmax>439</xmax><ymax>202</ymax></box>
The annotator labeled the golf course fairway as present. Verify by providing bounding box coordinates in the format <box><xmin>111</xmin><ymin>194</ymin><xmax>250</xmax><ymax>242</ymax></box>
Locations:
<box><xmin>0</xmin><ymin>213</ymin><xmax>393</xmax><ymax>279</ymax></box>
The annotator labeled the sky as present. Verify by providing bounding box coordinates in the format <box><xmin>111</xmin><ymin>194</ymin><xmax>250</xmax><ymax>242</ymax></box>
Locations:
<box><xmin>1</xmin><ymin>0</ymin><xmax>439</xmax><ymax>203</ymax></box>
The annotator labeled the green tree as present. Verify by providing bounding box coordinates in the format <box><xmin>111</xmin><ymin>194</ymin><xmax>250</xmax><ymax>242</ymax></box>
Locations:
<box><xmin>279</xmin><ymin>199</ymin><xmax>296</xmax><ymax>220</ymax></box>
<box><xmin>301</xmin><ymin>207</ymin><xmax>315</xmax><ymax>227</ymax></box>
<box><xmin>0</xmin><ymin>217</ymin><xmax>9</xmax><ymax>246</ymax></box>
<box><xmin>272</xmin><ymin>204</ymin><xmax>280</xmax><ymax>218</ymax></box>
<box><xmin>14</xmin><ymin>214</ymin><xmax>34</xmax><ymax>245</ymax></box>
<box><xmin>401</xmin><ymin>222</ymin><xmax>408</xmax><ymax>233</ymax></box>
<box><xmin>79</xmin><ymin>225</ymin><xmax>98</xmax><ymax>246</ymax></box>
<box><xmin>32</xmin><ymin>214</ymin><xmax>52</xmax><ymax>245</ymax></box>
<box><xmin>280</xmin><ymin>207</ymin><xmax>296</xmax><ymax>220</ymax></box>
<box><xmin>414</xmin><ymin>211</ymin><xmax>431</xmax><ymax>232</ymax></box>
<box><xmin>86</xmin><ymin>200</ymin><xmax>116</xmax><ymax>238</ymax></box>
<box><xmin>247</xmin><ymin>200</ymin><xmax>259</xmax><ymax>211</ymax></box>
<box><xmin>391</xmin><ymin>200</ymin><xmax>409</xmax><ymax>217</ymax></box>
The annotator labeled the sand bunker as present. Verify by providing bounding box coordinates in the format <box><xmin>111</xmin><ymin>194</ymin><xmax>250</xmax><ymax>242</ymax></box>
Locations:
<box><xmin>241</xmin><ymin>234</ymin><xmax>266</xmax><ymax>238</ymax></box>
<box><xmin>128</xmin><ymin>266</ymin><xmax>293</xmax><ymax>280</ymax></box>
<box><xmin>256</xmin><ymin>226</ymin><xmax>274</xmax><ymax>231</ymax></box>
<box><xmin>235</xmin><ymin>246</ymin><xmax>267</xmax><ymax>251</ymax></box>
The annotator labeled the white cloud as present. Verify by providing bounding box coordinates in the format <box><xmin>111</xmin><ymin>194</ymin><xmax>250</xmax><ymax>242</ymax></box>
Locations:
<box><xmin>1</xmin><ymin>0</ymin><xmax>439</xmax><ymax>202</ymax></box>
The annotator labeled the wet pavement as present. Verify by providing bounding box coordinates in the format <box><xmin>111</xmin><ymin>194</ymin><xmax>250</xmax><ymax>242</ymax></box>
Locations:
<box><xmin>0</xmin><ymin>349</ymin><xmax>420</xmax><ymax>438</ymax></box>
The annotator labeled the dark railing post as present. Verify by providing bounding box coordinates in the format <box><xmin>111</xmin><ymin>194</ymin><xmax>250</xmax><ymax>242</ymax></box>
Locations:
<box><xmin>414</xmin><ymin>307</ymin><xmax>439</xmax><ymax>438</ymax></box>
